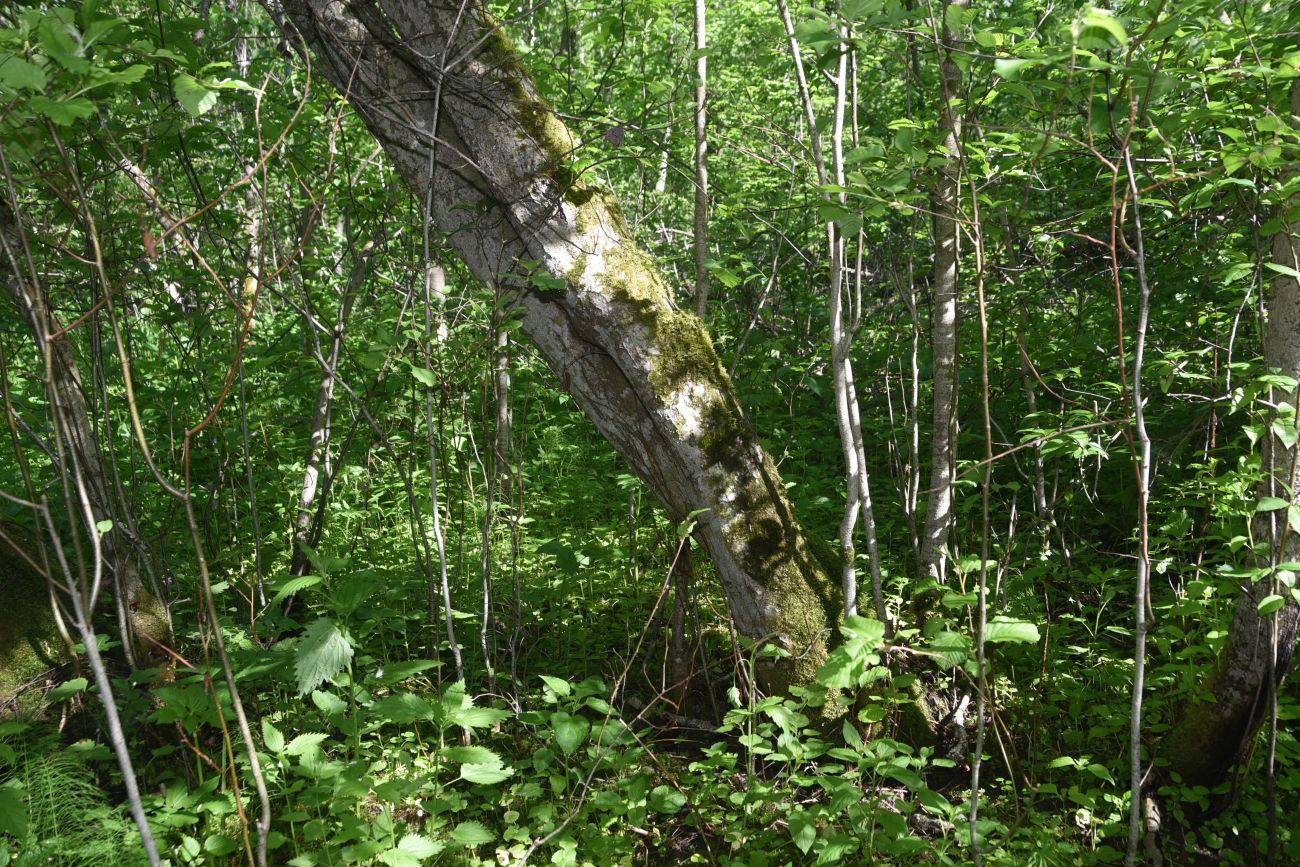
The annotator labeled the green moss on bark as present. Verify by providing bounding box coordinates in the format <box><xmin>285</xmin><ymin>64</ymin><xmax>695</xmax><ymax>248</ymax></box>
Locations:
<box><xmin>0</xmin><ymin>546</ymin><xmax>69</xmax><ymax>718</ymax></box>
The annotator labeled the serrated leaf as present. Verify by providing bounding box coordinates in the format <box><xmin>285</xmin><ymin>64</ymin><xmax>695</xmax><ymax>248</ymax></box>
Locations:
<box><xmin>1258</xmin><ymin>594</ymin><xmax>1286</xmax><ymax>615</ymax></box>
<box><xmin>173</xmin><ymin>72</ymin><xmax>217</xmax><ymax>116</ymax></box>
<box><xmin>370</xmin><ymin>693</ymin><xmax>434</xmax><ymax>725</ymax></box>
<box><xmin>449</xmin><ymin>704</ymin><xmax>509</xmax><ymax>729</ymax></box>
<box><xmin>284</xmin><ymin>732</ymin><xmax>328</xmax><ymax>756</ymax></box>
<box><xmin>311</xmin><ymin>689</ymin><xmax>347</xmax><ymax>715</ymax></box>
<box><xmin>450</xmin><ymin>820</ymin><xmax>494</xmax><ymax>846</ymax></box>
<box><xmin>459</xmin><ymin>762</ymin><xmax>513</xmax><ymax>784</ymax></box>
<box><xmin>261</xmin><ymin>718</ymin><xmax>285</xmax><ymax>753</ymax></box>
<box><xmin>841</xmin><ymin>614</ymin><xmax>886</xmax><ymax>647</ymax></box>
<box><xmin>295</xmin><ymin>618</ymin><xmax>353</xmax><ymax>695</ymax></box>
<box><xmin>984</xmin><ymin>617</ymin><xmax>1040</xmax><ymax>644</ymax></box>
<box><xmin>0</xmin><ymin>57</ymin><xmax>47</xmax><ymax>92</ymax></box>
<box><xmin>29</xmin><ymin>95</ymin><xmax>95</xmax><ymax>125</ymax></box>
<box><xmin>928</xmin><ymin>631</ymin><xmax>970</xmax><ymax>669</ymax></box>
<box><xmin>551</xmin><ymin>711</ymin><xmax>589</xmax><ymax>756</ymax></box>
<box><xmin>398</xmin><ymin>833</ymin><xmax>442</xmax><ymax>857</ymax></box>
<box><xmin>270</xmin><ymin>575</ymin><xmax>321</xmax><ymax>606</ymax></box>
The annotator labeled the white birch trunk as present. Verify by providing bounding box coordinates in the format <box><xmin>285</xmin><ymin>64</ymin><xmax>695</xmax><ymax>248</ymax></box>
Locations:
<box><xmin>272</xmin><ymin>0</ymin><xmax>836</xmax><ymax>692</ymax></box>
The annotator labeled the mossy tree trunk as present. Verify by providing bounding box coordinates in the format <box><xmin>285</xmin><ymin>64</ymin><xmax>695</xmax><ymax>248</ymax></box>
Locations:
<box><xmin>1159</xmin><ymin>78</ymin><xmax>1300</xmax><ymax>797</ymax></box>
<box><xmin>271</xmin><ymin>0</ymin><xmax>837</xmax><ymax>692</ymax></box>
<box><xmin>0</xmin><ymin>200</ymin><xmax>168</xmax><ymax>668</ymax></box>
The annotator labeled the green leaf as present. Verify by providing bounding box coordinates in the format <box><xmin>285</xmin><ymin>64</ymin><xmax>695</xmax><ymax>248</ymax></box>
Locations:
<box><xmin>398</xmin><ymin>833</ymin><xmax>442</xmax><ymax>858</ymax></box>
<box><xmin>0</xmin><ymin>786</ymin><xmax>27</xmax><ymax>838</ymax></box>
<box><xmin>29</xmin><ymin>95</ymin><xmax>95</xmax><ymax>125</ymax></box>
<box><xmin>410</xmin><ymin>366</ymin><xmax>437</xmax><ymax>387</ymax></box>
<box><xmin>270</xmin><ymin>575</ymin><xmax>321</xmax><ymax>606</ymax></box>
<box><xmin>1265</xmin><ymin>262</ymin><xmax>1300</xmax><ymax>280</ymax></box>
<box><xmin>459</xmin><ymin>762</ymin><xmax>513</xmax><ymax>784</ymax></box>
<box><xmin>1257</xmin><ymin>594</ymin><xmax>1285</xmax><ymax>615</ymax></box>
<box><xmin>789</xmin><ymin>808</ymin><xmax>816</xmax><ymax>854</ymax></box>
<box><xmin>984</xmin><ymin>617</ymin><xmax>1040</xmax><ymax>645</ymax></box>
<box><xmin>551</xmin><ymin>711</ymin><xmax>590</xmax><ymax>756</ymax></box>
<box><xmin>841</xmin><ymin>614</ymin><xmax>886</xmax><ymax>647</ymax></box>
<box><xmin>994</xmin><ymin>57</ymin><xmax>1040</xmax><ymax>80</ymax></box>
<box><xmin>928</xmin><ymin>631</ymin><xmax>970</xmax><ymax>669</ymax></box>
<box><xmin>48</xmin><ymin>676</ymin><xmax>87</xmax><ymax>701</ymax></box>
<box><xmin>95</xmin><ymin>519</ymin><xmax>114</xmax><ymax>535</ymax></box>
<box><xmin>648</xmin><ymin>784</ymin><xmax>685</xmax><ymax>814</ymax></box>
<box><xmin>442</xmin><ymin>745</ymin><xmax>499</xmax><ymax>764</ymax></box>
<box><xmin>1257</xmin><ymin>496</ymin><xmax>1290</xmax><ymax>513</ymax></box>
<box><xmin>539</xmin><ymin>674</ymin><xmax>571</xmax><ymax>697</ymax></box>
<box><xmin>370</xmin><ymin>693</ymin><xmax>434</xmax><ymax>725</ymax></box>
<box><xmin>0</xmin><ymin>57</ymin><xmax>47</xmax><ymax>92</ymax></box>
<box><xmin>261</xmin><ymin>718</ymin><xmax>285</xmax><ymax>753</ymax></box>
<box><xmin>204</xmin><ymin>835</ymin><xmax>238</xmax><ymax>856</ymax></box>
<box><xmin>173</xmin><ymin>72</ymin><xmax>217</xmax><ymax>116</ymax></box>
<box><xmin>1080</xmin><ymin>9</ymin><xmax>1127</xmax><ymax>46</ymax></box>
<box><xmin>295</xmin><ymin>618</ymin><xmax>354</xmax><ymax>695</ymax></box>
<box><xmin>284</xmin><ymin>732</ymin><xmax>328</xmax><ymax>756</ymax></box>
<box><xmin>311</xmin><ymin>689</ymin><xmax>347</xmax><ymax>715</ymax></box>
<box><xmin>450</xmin><ymin>820</ymin><xmax>494</xmax><ymax>846</ymax></box>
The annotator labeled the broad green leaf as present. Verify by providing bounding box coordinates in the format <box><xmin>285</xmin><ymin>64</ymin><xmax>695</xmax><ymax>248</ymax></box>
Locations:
<box><xmin>984</xmin><ymin>617</ymin><xmax>1040</xmax><ymax>645</ymax></box>
<box><xmin>295</xmin><ymin>618</ymin><xmax>354</xmax><ymax>695</ymax></box>
<box><xmin>551</xmin><ymin>711</ymin><xmax>589</xmax><ymax>756</ymax></box>
<box><xmin>0</xmin><ymin>57</ymin><xmax>47</xmax><ymax>91</ymax></box>
<box><xmin>648</xmin><ymin>784</ymin><xmax>685</xmax><ymax>814</ymax></box>
<box><xmin>174</xmin><ymin>73</ymin><xmax>217</xmax><ymax>116</ymax></box>
<box><xmin>459</xmin><ymin>762</ymin><xmax>513</xmax><ymax>784</ymax></box>
<box><xmin>270</xmin><ymin>575</ymin><xmax>321</xmax><ymax>606</ymax></box>
<box><xmin>410</xmin><ymin>366</ymin><xmax>437</xmax><ymax>387</ymax></box>
<box><xmin>261</xmin><ymin>718</ymin><xmax>285</xmax><ymax>753</ymax></box>
<box><xmin>370</xmin><ymin>693</ymin><xmax>434</xmax><ymax>725</ymax></box>
<box><xmin>204</xmin><ymin>835</ymin><xmax>238</xmax><ymax>856</ymax></box>
<box><xmin>788</xmin><ymin>808</ymin><xmax>816</xmax><ymax>854</ymax></box>
<box><xmin>0</xmin><ymin>786</ymin><xmax>27</xmax><ymax>838</ymax></box>
<box><xmin>1081</xmin><ymin>9</ymin><xmax>1127</xmax><ymax>46</ymax></box>
<box><xmin>1256</xmin><ymin>496</ymin><xmax>1289</xmax><ymax>513</ymax></box>
<box><xmin>29</xmin><ymin>95</ymin><xmax>95</xmax><ymax>125</ymax></box>
<box><xmin>928</xmin><ymin>631</ymin><xmax>970</xmax><ymax>669</ymax></box>
<box><xmin>284</xmin><ymin>732</ymin><xmax>328</xmax><ymax>756</ymax></box>
<box><xmin>311</xmin><ymin>689</ymin><xmax>347</xmax><ymax>716</ymax></box>
<box><xmin>1257</xmin><ymin>594</ymin><xmax>1285</xmax><ymax>615</ymax></box>
<box><xmin>398</xmin><ymin>834</ymin><xmax>442</xmax><ymax>858</ymax></box>
<box><xmin>841</xmin><ymin>615</ymin><xmax>886</xmax><ymax>647</ymax></box>
<box><xmin>450</xmin><ymin>820</ymin><xmax>494</xmax><ymax>846</ymax></box>
<box><xmin>48</xmin><ymin>677</ymin><xmax>87</xmax><ymax>701</ymax></box>
<box><xmin>994</xmin><ymin>57</ymin><xmax>1040</xmax><ymax>80</ymax></box>
<box><xmin>539</xmin><ymin>674</ymin><xmax>571</xmax><ymax>697</ymax></box>
<box><xmin>450</xmin><ymin>704</ymin><xmax>509</xmax><ymax>729</ymax></box>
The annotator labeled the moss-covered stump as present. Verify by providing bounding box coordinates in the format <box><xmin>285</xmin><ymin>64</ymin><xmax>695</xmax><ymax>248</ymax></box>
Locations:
<box><xmin>0</xmin><ymin>543</ymin><xmax>70</xmax><ymax>718</ymax></box>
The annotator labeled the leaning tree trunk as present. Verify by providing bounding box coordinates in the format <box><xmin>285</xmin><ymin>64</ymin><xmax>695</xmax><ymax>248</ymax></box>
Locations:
<box><xmin>270</xmin><ymin>0</ymin><xmax>837</xmax><ymax>692</ymax></box>
<box><xmin>1159</xmin><ymin>78</ymin><xmax>1300</xmax><ymax>795</ymax></box>
<box><xmin>0</xmin><ymin>200</ymin><xmax>169</xmax><ymax>667</ymax></box>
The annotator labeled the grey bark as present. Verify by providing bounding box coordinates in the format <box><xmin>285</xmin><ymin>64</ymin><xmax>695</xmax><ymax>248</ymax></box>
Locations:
<box><xmin>270</xmin><ymin>0</ymin><xmax>836</xmax><ymax>692</ymax></box>
<box><xmin>1160</xmin><ymin>79</ymin><xmax>1300</xmax><ymax>797</ymax></box>
<box><xmin>918</xmin><ymin>0</ymin><xmax>967</xmax><ymax>588</ymax></box>
<box><xmin>692</xmin><ymin>0</ymin><xmax>709</xmax><ymax>318</ymax></box>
